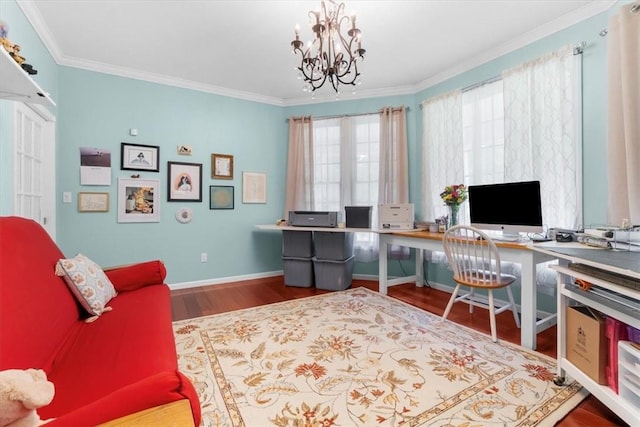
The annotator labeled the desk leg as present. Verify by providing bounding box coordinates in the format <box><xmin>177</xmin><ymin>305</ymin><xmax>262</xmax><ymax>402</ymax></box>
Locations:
<box><xmin>520</xmin><ymin>259</ymin><xmax>537</xmax><ymax>350</ymax></box>
<box><xmin>379</xmin><ymin>235</ymin><xmax>389</xmax><ymax>295</ymax></box>
<box><xmin>416</xmin><ymin>248</ymin><xmax>424</xmax><ymax>287</ymax></box>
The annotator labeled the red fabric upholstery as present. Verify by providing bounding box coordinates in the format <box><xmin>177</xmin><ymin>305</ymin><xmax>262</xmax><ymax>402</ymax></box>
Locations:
<box><xmin>43</xmin><ymin>371</ymin><xmax>200</xmax><ymax>427</ymax></box>
<box><xmin>0</xmin><ymin>217</ymin><xmax>201</xmax><ymax>426</ymax></box>
<box><xmin>0</xmin><ymin>217</ymin><xmax>79</xmax><ymax>371</ymax></box>
<box><xmin>105</xmin><ymin>260</ymin><xmax>167</xmax><ymax>292</ymax></box>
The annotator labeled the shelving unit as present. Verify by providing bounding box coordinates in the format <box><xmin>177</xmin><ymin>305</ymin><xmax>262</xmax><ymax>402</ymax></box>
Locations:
<box><xmin>0</xmin><ymin>45</ymin><xmax>55</xmax><ymax>106</ymax></box>
<box><xmin>553</xmin><ymin>264</ymin><xmax>640</xmax><ymax>426</ymax></box>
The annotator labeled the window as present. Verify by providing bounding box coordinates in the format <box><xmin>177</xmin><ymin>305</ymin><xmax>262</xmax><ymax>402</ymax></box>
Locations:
<box><xmin>312</xmin><ymin>115</ymin><xmax>380</xmax><ymax>213</ymax></box>
<box><xmin>312</xmin><ymin>114</ymin><xmax>380</xmax><ymax>259</ymax></box>
<box><xmin>462</xmin><ymin>80</ymin><xmax>504</xmax><ymax>186</ymax></box>
<box><xmin>312</xmin><ymin>118</ymin><xmax>341</xmax><ymax>211</ymax></box>
<box><xmin>422</xmin><ymin>46</ymin><xmax>581</xmax><ymax>231</ymax></box>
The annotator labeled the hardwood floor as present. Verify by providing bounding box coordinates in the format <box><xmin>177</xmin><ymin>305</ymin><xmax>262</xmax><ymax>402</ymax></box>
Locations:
<box><xmin>171</xmin><ymin>277</ymin><xmax>628</xmax><ymax>427</ymax></box>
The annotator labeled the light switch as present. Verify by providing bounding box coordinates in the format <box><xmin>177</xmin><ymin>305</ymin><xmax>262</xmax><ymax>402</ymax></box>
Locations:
<box><xmin>63</xmin><ymin>192</ymin><xmax>72</xmax><ymax>203</ymax></box>
<box><xmin>129</xmin><ymin>128</ymin><xmax>138</xmax><ymax>136</ymax></box>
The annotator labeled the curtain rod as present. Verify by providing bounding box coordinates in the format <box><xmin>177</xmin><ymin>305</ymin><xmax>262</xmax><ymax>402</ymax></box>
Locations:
<box><xmin>599</xmin><ymin>2</ymin><xmax>639</xmax><ymax>36</ymax></box>
<box><xmin>461</xmin><ymin>75</ymin><xmax>502</xmax><ymax>93</ymax></box>
<box><xmin>420</xmin><ymin>41</ymin><xmax>587</xmax><ymax>108</ymax></box>
<box><xmin>287</xmin><ymin>106</ymin><xmax>409</xmax><ymax>122</ymax></box>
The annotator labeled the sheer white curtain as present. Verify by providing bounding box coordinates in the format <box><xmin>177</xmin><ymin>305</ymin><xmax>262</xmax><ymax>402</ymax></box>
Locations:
<box><xmin>502</xmin><ymin>46</ymin><xmax>582</xmax><ymax>229</ymax></box>
<box><xmin>339</xmin><ymin>115</ymin><xmax>381</xmax><ymax>262</ymax></box>
<box><xmin>607</xmin><ymin>3</ymin><xmax>640</xmax><ymax>226</ymax></box>
<box><xmin>421</xmin><ymin>90</ymin><xmax>464</xmax><ymax>222</ymax></box>
<box><xmin>380</xmin><ymin>107</ymin><xmax>410</xmax><ymax>259</ymax></box>
<box><xmin>284</xmin><ymin>116</ymin><xmax>314</xmax><ymax>217</ymax></box>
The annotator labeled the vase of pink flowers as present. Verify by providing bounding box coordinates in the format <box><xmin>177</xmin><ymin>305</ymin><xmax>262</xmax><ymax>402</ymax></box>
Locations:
<box><xmin>440</xmin><ymin>184</ymin><xmax>468</xmax><ymax>228</ymax></box>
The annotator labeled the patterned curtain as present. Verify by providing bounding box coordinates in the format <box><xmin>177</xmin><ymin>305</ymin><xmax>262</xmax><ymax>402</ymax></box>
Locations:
<box><xmin>421</xmin><ymin>90</ymin><xmax>464</xmax><ymax>222</ymax></box>
<box><xmin>606</xmin><ymin>3</ymin><xmax>640</xmax><ymax>226</ymax></box>
<box><xmin>502</xmin><ymin>46</ymin><xmax>582</xmax><ymax>230</ymax></box>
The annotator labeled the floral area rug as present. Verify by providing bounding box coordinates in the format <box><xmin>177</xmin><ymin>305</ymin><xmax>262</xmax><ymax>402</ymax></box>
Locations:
<box><xmin>174</xmin><ymin>288</ymin><xmax>585</xmax><ymax>427</ymax></box>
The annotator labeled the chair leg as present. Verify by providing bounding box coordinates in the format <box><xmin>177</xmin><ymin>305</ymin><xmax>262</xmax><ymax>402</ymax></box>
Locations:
<box><xmin>506</xmin><ymin>286</ymin><xmax>520</xmax><ymax>328</ymax></box>
<box><xmin>469</xmin><ymin>287</ymin><xmax>474</xmax><ymax>313</ymax></box>
<box><xmin>488</xmin><ymin>290</ymin><xmax>497</xmax><ymax>342</ymax></box>
<box><xmin>442</xmin><ymin>284</ymin><xmax>461</xmax><ymax>321</ymax></box>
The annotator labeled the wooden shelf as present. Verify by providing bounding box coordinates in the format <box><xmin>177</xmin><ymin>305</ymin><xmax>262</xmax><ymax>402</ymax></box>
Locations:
<box><xmin>0</xmin><ymin>45</ymin><xmax>55</xmax><ymax>106</ymax></box>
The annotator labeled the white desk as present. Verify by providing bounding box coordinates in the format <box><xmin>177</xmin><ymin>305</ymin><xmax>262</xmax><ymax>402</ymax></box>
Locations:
<box><xmin>379</xmin><ymin>230</ymin><xmax>557</xmax><ymax>350</ymax></box>
<box><xmin>255</xmin><ymin>224</ymin><xmax>366</xmax><ymax>233</ymax></box>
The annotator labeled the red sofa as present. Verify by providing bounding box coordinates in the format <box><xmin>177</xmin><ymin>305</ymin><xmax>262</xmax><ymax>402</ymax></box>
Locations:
<box><xmin>0</xmin><ymin>217</ymin><xmax>201</xmax><ymax>426</ymax></box>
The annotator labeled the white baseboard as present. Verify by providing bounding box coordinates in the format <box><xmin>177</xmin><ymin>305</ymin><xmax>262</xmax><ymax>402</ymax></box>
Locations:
<box><xmin>169</xmin><ymin>270</ymin><xmax>283</xmax><ymax>291</ymax></box>
<box><xmin>172</xmin><ymin>272</ymin><xmax>379</xmax><ymax>290</ymax></box>
<box><xmin>352</xmin><ymin>273</ymin><xmax>378</xmax><ymax>281</ymax></box>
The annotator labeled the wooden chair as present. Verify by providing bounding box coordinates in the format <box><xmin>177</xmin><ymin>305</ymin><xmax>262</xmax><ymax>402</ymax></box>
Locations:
<box><xmin>441</xmin><ymin>225</ymin><xmax>520</xmax><ymax>342</ymax></box>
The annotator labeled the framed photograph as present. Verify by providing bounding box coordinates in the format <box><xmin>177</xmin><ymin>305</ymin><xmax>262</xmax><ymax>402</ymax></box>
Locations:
<box><xmin>210</xmin><ymin>185</ymin><xmax>234</xmax><ymax>209</ymax></box>
<box><xmin>78</xmin><ymin>192</ymin><xmax>109</xmax><ymax>212</ymax></box>
<box><xmin>212</xmin><ymin>153</ymin><xmax>234</xmax><ymax>179</ymax></box>
<box><xmin>121</xmin><ymin>143</ymin><xmax>160</xmax><ymax>172</ymax></box>
<box><xmin>168</xmin><ymin>161</ymin><xmax>202</xmax><ymax>202</ymax></box>
<box><xmin>117</xmin><ymin>178</ymin><xmax>160</xmax><ymax>223</ymax></box>
<box><xmin>242</xmin><ymin>171</ymin><xmax>267</xmax><ymax>204</ymax></box>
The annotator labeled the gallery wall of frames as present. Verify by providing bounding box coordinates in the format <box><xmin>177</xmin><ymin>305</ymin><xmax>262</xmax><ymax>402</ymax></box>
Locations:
<box><xmin>77</xmin><ymin>142</ymin><xmax>267</xmax><ymax>224</ymax></box>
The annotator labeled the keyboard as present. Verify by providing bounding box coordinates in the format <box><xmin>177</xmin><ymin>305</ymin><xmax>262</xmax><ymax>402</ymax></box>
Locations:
<box><xmin>530</xmin><ymin>237</ymin><xmax>552</xmax><ymax>243</ymax></box>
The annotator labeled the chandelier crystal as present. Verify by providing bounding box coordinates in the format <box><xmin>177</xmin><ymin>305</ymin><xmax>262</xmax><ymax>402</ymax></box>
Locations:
<box><xmin>290</xmin><ymin>0</ymin><xmax>365</xmax><ymax>94</ymax></box>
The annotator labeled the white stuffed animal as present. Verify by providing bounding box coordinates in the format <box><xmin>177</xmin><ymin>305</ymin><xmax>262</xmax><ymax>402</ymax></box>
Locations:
<box><xmin>0</xmin><ymin>369</ymin><xmax>54</xmax><ymax>427</ymax></box>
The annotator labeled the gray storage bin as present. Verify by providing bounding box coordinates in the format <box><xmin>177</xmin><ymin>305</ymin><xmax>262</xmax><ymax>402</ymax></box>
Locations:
<box><xmin>282</xmin><ymin>230</ymin><xmax>314</xmax><ymax>257</ymax></box>
<box><xmin>345</xmin><ymin>206</ymin><xmax>372</xmax><ymax>228</ymax></box>
<box><xmin>313</xmin><ymin>231</ymin><xmax>354</xmax><ymax>261</ymax></box>
<box><xmin>282</xmin><ymin>256</ymin><xmax>314</xmax><ymax>287</ymax></box>
<box><xmin>313</xmin><ymin>255</ymin><xmax>354</xmax><ymax>291</ymax></box>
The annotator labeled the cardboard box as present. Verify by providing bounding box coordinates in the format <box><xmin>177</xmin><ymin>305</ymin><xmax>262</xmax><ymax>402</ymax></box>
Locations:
<box><xmin>566</xmin><ymin>305</ymin><xmax>607</xmax><ymax>384</ymax></box>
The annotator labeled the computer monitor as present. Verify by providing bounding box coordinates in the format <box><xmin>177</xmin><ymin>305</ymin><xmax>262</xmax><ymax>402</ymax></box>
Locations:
<box><xmin>468</xmin><ymin>180</ymin><xmax>543</xmax><ymax>235</ymax></box>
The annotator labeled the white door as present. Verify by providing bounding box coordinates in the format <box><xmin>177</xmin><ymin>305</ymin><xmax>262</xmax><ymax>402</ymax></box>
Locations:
<box><xmin>13</xmin><ymin>103</ymin><xmax>56</xmax><ymax>238</ymax></box>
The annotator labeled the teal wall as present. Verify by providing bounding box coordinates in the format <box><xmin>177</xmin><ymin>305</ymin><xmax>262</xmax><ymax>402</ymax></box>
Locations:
<box><xmin>0</xmin><ymin>0</ymin><xmax>58</xmax><ymax>214</ymax></box>
<box><xmin>56</xmin><ymin>67</ymin><xmax>286</xmax><ymax>283</ymax></box>
<box><xmin>1</xmin><ymin>1</ymin><xmax>628</xmax><ymax>286</ymax></box>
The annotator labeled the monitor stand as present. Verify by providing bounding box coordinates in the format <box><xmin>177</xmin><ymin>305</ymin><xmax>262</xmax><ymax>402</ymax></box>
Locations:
<box><xmin>484</xmin><ymin>230</ymin><xmax>521</xmax><ymax>242</ymax></box>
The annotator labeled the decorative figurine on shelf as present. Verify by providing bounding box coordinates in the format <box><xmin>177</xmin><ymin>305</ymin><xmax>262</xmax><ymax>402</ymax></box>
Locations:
<box><xmin>0</xmin><ymin>21</ymin><xmax>37</xmax><ymax>75</ymax></box>
<box><xmin>440</xmin><ymin>184</ymin><xmax>468</xmax><ymax>228</ymax></box>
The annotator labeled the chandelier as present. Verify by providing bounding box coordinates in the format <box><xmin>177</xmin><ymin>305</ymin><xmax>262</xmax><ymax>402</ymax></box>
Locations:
<box><xmin>290</xmin><ymin>0</ymin><xmax>365</xmax><ymax>94</ymax></box>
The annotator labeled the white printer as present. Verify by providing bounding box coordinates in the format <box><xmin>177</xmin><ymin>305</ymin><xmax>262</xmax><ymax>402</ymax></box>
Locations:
<box><xmin>378</xmin><ymin>203</ymin><xmax>414</xmax><ymax>230</ymax></box>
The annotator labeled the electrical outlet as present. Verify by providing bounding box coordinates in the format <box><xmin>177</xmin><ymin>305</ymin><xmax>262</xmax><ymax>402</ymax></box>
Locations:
<box><xmin>200</xmin><ymin>252</ymin><xmax>208</xmax><ymax>263</ymax></box>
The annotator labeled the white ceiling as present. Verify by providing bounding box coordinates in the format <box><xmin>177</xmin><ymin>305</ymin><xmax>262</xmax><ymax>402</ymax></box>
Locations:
<box><xmin>17</xmin><ymin>0</ymin><xmax>615</xmax><ymax>106</ymax></box>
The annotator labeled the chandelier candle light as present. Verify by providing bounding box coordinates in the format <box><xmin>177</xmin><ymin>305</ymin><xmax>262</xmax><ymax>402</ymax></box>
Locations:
<box><xmin>440</xmin><ymin>184</ymin><xmax>468</xmax><ymax>228</ymax></box>
<box><xmin>291</xmin><ymin>0</ymin><xmax>365</xmax><ymax>94</ymax></box>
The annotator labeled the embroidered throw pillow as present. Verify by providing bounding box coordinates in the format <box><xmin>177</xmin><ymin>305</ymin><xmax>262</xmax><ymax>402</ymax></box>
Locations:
<box><xmin>55</xmin><ymin>253</ymin><xmax>117</xmax><ymax>321</ymax></box>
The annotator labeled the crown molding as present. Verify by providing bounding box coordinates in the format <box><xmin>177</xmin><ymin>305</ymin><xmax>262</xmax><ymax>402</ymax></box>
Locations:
<box><xmin>16</xmin><ymin>0</ymin><xmax>64</xmax><ymax>60</ymax></box>
<box><xmin>16</xmin><ymin>0</ymin><xmax>285</xmax><ymax>106</ymax></box>
<box><xmin>59</xmin><ymin>55</ymin><xmax>285</xmax><ymax>106</ymax></box>
<box><xmin>282</xmin><ymin>84</ymin><xmax>416</xmax><ymax>107</ymax></box>
<box><xmin>413</xmin><ymin>0</ymin><xmax>618</xmax><ymax>93</ymax></box>
<box><xmin>17</xmin><ymin>0</ymin><xmax>618</xmax><ymax>107</ymax></box>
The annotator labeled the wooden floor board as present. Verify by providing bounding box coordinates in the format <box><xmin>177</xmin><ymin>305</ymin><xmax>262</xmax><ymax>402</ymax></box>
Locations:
<box><xmin>171</xmin><ymin>278</ymin><xmax>628</xmax><ymax>427</ymax></box>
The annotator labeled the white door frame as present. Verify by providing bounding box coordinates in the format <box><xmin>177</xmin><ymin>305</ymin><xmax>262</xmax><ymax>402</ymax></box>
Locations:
<box><xmin>13</xmin><ymin>102</ymin><xmax>56</xmax><ymax>239</ymax></box>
